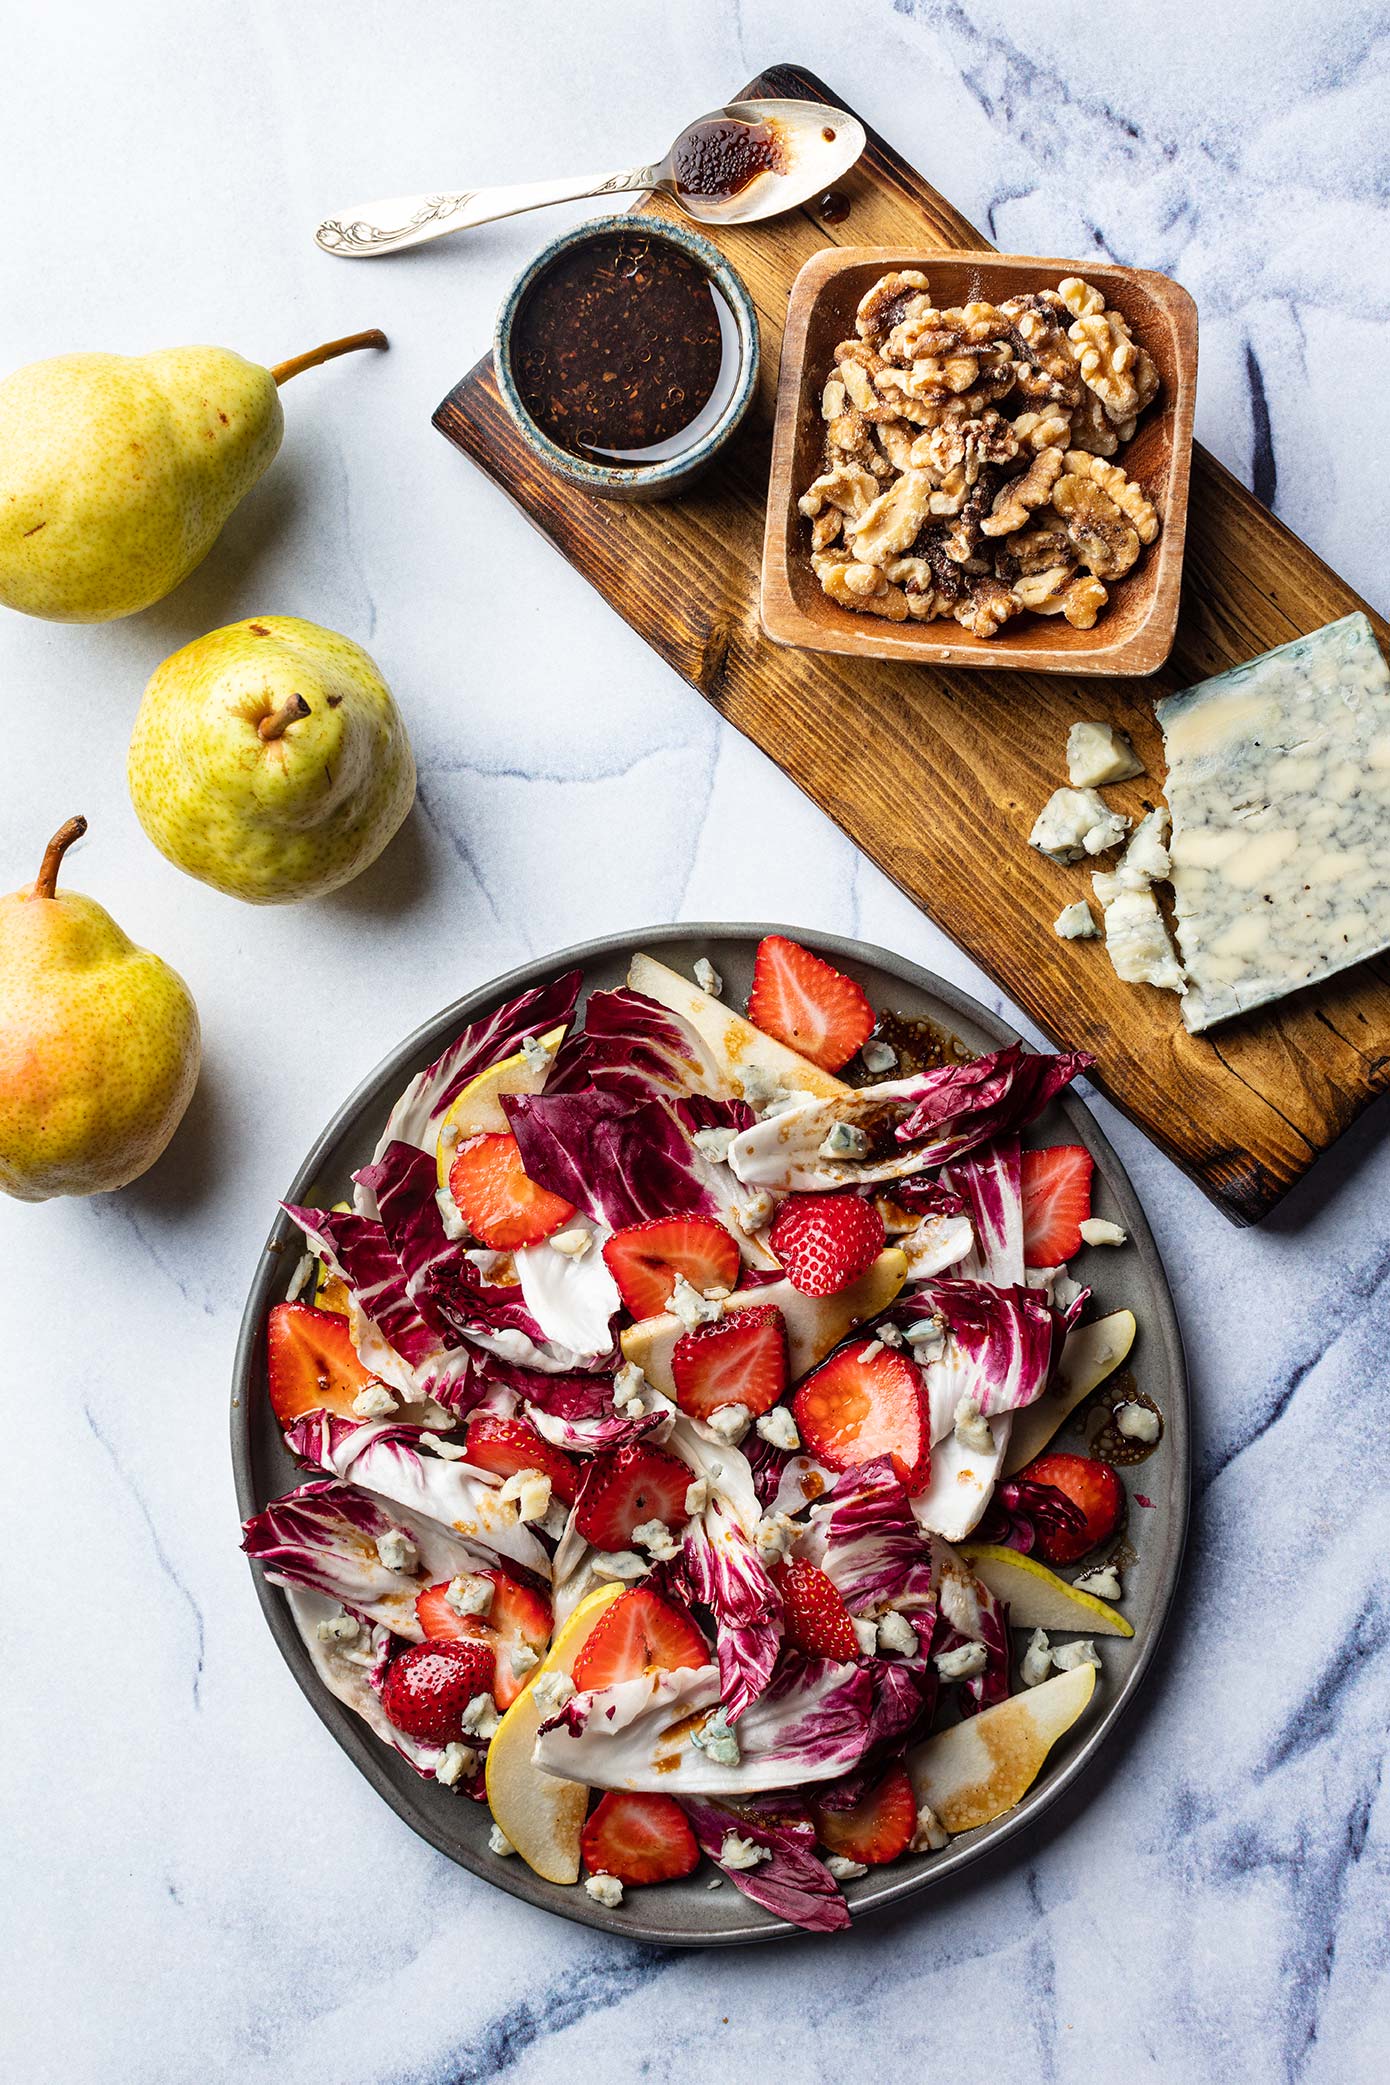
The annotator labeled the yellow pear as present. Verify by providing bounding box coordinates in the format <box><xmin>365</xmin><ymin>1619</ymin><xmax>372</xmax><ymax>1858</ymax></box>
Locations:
<box><xmin>0</xmin><ymin>330</ymin><xmax>385</xmax><ymax>623</ymax></box>
<box><xmin>0</xmin><ymin>819</ymin><xmax>200</xmax><ymax>1201</ymax></box>
<box><xmin>127</xmin><ymin>616</ymin><xmax>416</xmax><ymax>904</ymax></box>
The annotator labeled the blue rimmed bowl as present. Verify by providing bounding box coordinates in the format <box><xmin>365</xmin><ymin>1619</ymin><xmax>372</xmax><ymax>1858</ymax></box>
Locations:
<box><xmin>493</xmin><ymin>212</ymin><xmax>761</xmax><ymax>503</ymax></box>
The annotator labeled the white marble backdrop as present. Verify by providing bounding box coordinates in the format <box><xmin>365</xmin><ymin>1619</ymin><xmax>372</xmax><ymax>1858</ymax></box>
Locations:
<box><xmin>3</xmin><ymin>2</ymin><xmax>1389</xmax><ymax>2080</ymax></box>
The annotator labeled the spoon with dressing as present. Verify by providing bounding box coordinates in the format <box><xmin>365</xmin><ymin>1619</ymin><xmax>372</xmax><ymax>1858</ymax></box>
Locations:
<box><xmin>314</xmin><ymin>100</ymin><xmax>865</xmax><ymax>258</ymax></box>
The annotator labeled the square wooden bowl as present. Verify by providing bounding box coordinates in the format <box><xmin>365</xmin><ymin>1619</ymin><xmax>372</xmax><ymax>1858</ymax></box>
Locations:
<box><xmin>760</xmin><ymin>248</ymin><xmax>1198</xmax><ymax>676</ymax></box>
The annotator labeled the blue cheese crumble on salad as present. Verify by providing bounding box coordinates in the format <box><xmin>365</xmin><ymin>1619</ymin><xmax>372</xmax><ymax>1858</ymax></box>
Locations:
<box><xmin>242</xmin><ymin>936</ymin><xmax>1151</xmax><ymax>1930</ymax></box>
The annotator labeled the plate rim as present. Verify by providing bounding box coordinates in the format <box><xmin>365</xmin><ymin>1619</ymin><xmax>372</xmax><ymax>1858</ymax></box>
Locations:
<box><xmin>230</xmin><ymin>921</ymin><xmax>1190</xmax><ymax>1946</ymax></box>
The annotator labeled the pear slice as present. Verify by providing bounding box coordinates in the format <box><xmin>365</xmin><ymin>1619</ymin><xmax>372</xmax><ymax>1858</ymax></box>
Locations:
<box><xmin>1003</xmin><ymin>1309</ymin><xmax>1136</xmax><ymax>1475</ymax></box>
<box><xmin>483</xmin><ymin>1580</ymin><xmax>625</xmax><ymax>1884</ymax></box>
<box><xmin>959</xmin><ymin>1543</ymin><xmax>1132</xmax><ymax>1637</ymax></box>
<box><xmin>621</xmin><ymin>1248</ymin><xmax>909</xmax><ymax>1394</ymax></box>
<box><xmin>908</xmin><ymin>1663</ymin><xmax>1096</xmax><ymax>1833</ymax></box>
<box><xmin>434</xmin><ymin>1024</ymin><xmax>567</xmax><ymax>1181</ymax></box>
<box><xmin>627</xmin><ymin>952</ymin><xmax>849</xmax><ymax>1102</ymax></box>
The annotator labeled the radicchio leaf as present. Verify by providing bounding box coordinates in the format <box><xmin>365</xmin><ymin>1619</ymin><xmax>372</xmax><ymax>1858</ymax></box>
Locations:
<box><xmin>893</xmin><ymin>1042</ymin><xmax>1093</xmax><ymax>1162</ymax></box>
<box><xmin>813</xmin><ymin>1456</ymin><xmax>937</xmax><ymax>1616</ymax></box>
<box><xmin>673</xmin><ymin>1497</ymin><xmax>784</xmax><ymax>1721</ymax></box>
<box><xmin>941</xmin><ymin>1138</ymin><xmax>1025</xmax><ymax>1285</ymax></box>
<box><xmin>908</xmin><ymin>1277</ymin><xmax>1056</xmax><ymax>1422</ymax></box>
<box><xmin>974</xmin><ymin>1475</ymin><xmax>1087</xmax><ymax>1556</ymax></box>
<box><xmin>547</xmin><ymin>987</ymin><xmax>721</xmax><ymax>1102</ymax></box>
<box><xmin>678</xmin><ymin>1796</ymin><xmax>850</xmax><ymax>1933</ymax></box>
<box><xmin>505</xmin><ymin>1089</ymin><xmax>722</xmax><ymax>1231</ymax></box>
<box><xmin>931</xmin><ymin>1539</ymin><xmax>1011</xmax><ymax>1716</ymax></box>
<box><xmin>241</xmin><ymin>1479</ymin><xmax>424</xmax><ymax>1636</ymax></box>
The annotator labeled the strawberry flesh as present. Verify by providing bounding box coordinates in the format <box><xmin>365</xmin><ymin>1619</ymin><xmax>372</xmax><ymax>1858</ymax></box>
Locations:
<box><xmin>811</xmin><ymin>1764</ymin><xmax>916</xmax><ymax>1865</ymax></box>
<box><xmin>670</xmin><ymin>1305</ymin><xmax>788</xmax><ymax>1421</ymax></box>
<box><xmin>573</xmin><ymin>1441</ymin><xmax>693</xmax><ymax>1550</ymax></box>
<box><xmin>266</xmin><ymin>1300</ymin><xmax>372</xmax><ymax>1427</ymax></box>
<box><xmin>581</xmin><ymin>1791</ymin><xmax>701</xmax><ymax>1887</ymax></box>
<box><xmin>570</xmin><ymin>1585</ymin><xmax>709</xmax><ymax>1693</ymax></box>
<box><xmin>379</xmin><ymin>1637</ymin><xmax>496</xmax><ymax>1744</ymax></box>
<box><xmin>602</xmin><ymin>1216</ymin><xmax>740</xmax><ymax>1322</ymax></box>
<box><xmin>416</xmin><ymin>1568</ymin><xmax>552</xmax><ymax>1709</ymax></box>
<box><xmin>448</xmin><ymin>1132</ymin><xmax>575</xmax><ymax>1250</ymax></box>
<box><xmin>791</xmin><ymin>1337</ymin><xmax>930</xmax><ymax>1492</ymax></box>
<box><xmin>1021</xmin><ymin>1451</ymin><xmax>1122</xmax><ymax>1564</ymax></box>
<box><xmin>747</xmin><ymin>935</ymin><xmax>874</xmax><ymax>1073</ymax></box>
<box><xmin>1021</xmin><ymin>1144</ymin><xmax>1095</xmax><ymax>1267</ymax></box>
<box><xmin>463</xmin><ymin>1413</ymin><xmax>580</xmax><ymax>1505</ymax></box>
<box><xmin>776</xmin><ymin>1559</ymin><xmax>858</xmax><ymax>1662</ymax></box>
<box><xmin>770</xmin><ymin>1193</ymin><xmax>885</xmax><ymax>1297</ymax></box>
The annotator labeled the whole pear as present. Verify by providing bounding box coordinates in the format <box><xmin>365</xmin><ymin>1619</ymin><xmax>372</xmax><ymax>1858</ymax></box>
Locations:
<box><xmin>0</xmin><ymin>819</ymin><xmax>201</xmax><ymax>1202</ymax></box>
<box><xmin>127</xmin><ymin>616</ymin><xmax>416</xmax><ymax>903</ymax></box>
<box><xmin>0</xmin><ymin>330</ymin><xmax>386</xmax><ymax>623</ymax></box>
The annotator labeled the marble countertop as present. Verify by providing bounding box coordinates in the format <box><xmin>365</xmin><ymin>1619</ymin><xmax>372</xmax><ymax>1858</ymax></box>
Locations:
<box><xmin>5</xmin><ymin>3</ymin><xmax>1389</xmax><ymax>2080</ymax></box>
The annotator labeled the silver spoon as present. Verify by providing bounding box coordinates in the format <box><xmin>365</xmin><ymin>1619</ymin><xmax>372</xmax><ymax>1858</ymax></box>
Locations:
<box><xmin>314</xmin><ymin>100</ymin><xmax>866</xmax><ymax>258</ymax></box>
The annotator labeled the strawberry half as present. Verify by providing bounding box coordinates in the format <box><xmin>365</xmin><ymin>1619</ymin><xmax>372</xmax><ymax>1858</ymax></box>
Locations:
<box><xmin>670</xmin><ymin>1305</ymin><xmax>787</xmax><ymax>1421</ymax></box>
<box><xmin>416</xmin><ymin>1567</ymin><xmax>553</xmax><ymax>1709</ymax></box>
<box><xmin>379</xmin><ymin>1637</ymin><xmax>496</xmax><ymax>1744</ymax></box>
<box><xmin>1021</xmin><ymin>1144</ymin><xmax>1095</xmax><ymax>1266</ymax></box>
<box><xmin>602</xmin><ymin>1216</ymin><xmax>741</xmax><ymax>1322</ymax></box>
<box><xmin>791</xmin><ymin>1337</ymin><xmax>930</xmax><ymax>1492</ymax></box>
<box><xmin>581</xmin><ymin>1791</ymin><xmax>701</xmax><ymax>1887</ymax></box>
<box><xmin>570</xmin><ymin>1584</ymin><xmax>709</xmax><ymax>1692</ymax></box>
<box><xmin>811</xmin><ymin>1764</ymin><xmax>916</xmax><ymax>1866</ymax></box>
<box><xmin>769</xmin><ymin>1193</ymin><xmax>886</xmax><ymax>1297</ymax></box>
<box><xmin>747</xmin><ymin>935</ymin><xmax>875</xmax><ymax>1073</ymax></box>
<box><xmin>448</xmin><ymin>1132</ymin><xmax>574</xmax><ymax>1250</ymax></box>
<box><xmin>266</xmin><ymin>1300</ymin><xmax>372</xmax><ymax>1427</ymax></box>
<box><xmin>1022</xmin><ymin>1451</ymin><xmax>1122</xmax><ymax>1564</ymax></box>
<box><xmin>776</xmin><ymin>1559</ymin><xmax>858</xmax><ymax>1662</ymax></box>
<box><xmin>573</xmin><ymin>1440</ymin><xmax>693</xmax><ymax>1550</ymax></box>
<box><xmin>463</xmin><ymin>1413</ymin><xmax>580</xmax><ymax>1505</ymax></box>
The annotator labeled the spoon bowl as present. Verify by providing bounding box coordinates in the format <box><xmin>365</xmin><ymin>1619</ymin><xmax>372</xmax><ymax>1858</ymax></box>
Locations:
<box><xmin>314</xmin><ymin>100</ymin><xmax>866</xmax><ymax>259</ymax></box>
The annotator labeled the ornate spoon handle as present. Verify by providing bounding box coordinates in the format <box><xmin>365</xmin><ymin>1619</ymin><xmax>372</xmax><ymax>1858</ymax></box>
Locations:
<box><xmin>314</xmin><ymin>167</ymin><xmax>662</xmax><ymax>257</ymax></box>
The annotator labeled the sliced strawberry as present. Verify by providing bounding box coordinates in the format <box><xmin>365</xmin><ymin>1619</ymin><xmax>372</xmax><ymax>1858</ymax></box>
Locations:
<box><xmin>776</xmin><ymin>1559</ymin><xmax>858</xmax><ymax>1661</ymax></box>
<box><xmin>1022</xmin><ymin>1451</ymin><xmax>1122</xmax><ymax>1564</ymax></box>
<box><xmin>747</xmin><ymin>935</ymin><xmax>875</xmax><ymax>1073</ymax></box>
<box><xmin>571</xmin><ymin>1584</ymin><xmax>709</xmax><ymax>1692</ymax></box>
<box><xmin>463</xmin><ymin>1413</ymin><xmax>580</xmax><ymax>1505</ymax></box>
<box><xmin>602</xmin><ymin>1216</ymin><xmax>741</xmax><ymax>1322</ymax></box>
<box><xmin>791</xmin><ymin>1337</ymin><xmax>930</xmax><ymax>1492</ymax></box>
<box><xmin>416</xmin><ymin>1568</ymin><xmax>553</xmax><ymax>1709</ymax></box>
<box><xmin>448</xmin><ymin>1132</ymin><xmax>574</xmax><ymax>1250</ymax></box>
<box><xmin>581</xmin><ymin>1791</ymin><xmax>701</xmax><ymax>1887</ymax></box>
<box><xmin>811</xmin><ymin>1764</ymin><xmax>916</xmax><ymax>1866</ymax></box>
<box><xmin>379</xmin><ymin>1637</ymin><xmax>495</xmax><ymax>1744</ymax></box>
<box><xmin>266</xmin><ymin>1300</ymin><xmax>372</xmax><ymax>1427</ymax></box>
<box><xmin>670</xmin><ymin>1305</ymin><xmax>787</xmax><ymax>1421</ymax></box>
<box><xmin>769</xmin><ymin>1193</ymin><xmax>886</xmax><ymax>1297</ymax></box>
<box><xmin>1021</xmin><ymin>1144</ymin><xmax>1095</xmax><ymax>1266</ymax></box>
<box><xmin>573</xmin><ymin>1440</ymin><xmax>693</xmax><ymax>1550</ymax></box>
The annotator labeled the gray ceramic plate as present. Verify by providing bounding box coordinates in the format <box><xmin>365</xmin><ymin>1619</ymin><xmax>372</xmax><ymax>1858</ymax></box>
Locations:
<box><xmin>231</xmin><ymin>924</ymin><xmax>1188</xmax><ymax>1945</ymax></box>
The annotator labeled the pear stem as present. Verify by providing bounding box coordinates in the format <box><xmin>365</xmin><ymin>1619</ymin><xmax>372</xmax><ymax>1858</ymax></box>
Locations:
<box><xmin>34</xmin><ymin>816</ymin><xmax>87</xmax><ymax>900</ymax></box>
<box><xmin>270</xmin><ymin>329</ymin><xmax>388</xmax><ymax>386</ymax></box>
<box><xmin>258</xmin><ymin>694</ymin><xmax>311</xmax><ymax>742</ymax></box>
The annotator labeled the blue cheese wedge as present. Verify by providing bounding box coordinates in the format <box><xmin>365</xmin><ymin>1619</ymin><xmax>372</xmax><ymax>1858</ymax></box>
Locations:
<box><xmin>1156</xmin><ymin>613</ymin><xmax>1390</xmax><ymax>1032</ymax></box>
<box><xmin>1066</xmin><ymin>721</ymin><xmax>1145</xmax><ymax>788</ymax></box>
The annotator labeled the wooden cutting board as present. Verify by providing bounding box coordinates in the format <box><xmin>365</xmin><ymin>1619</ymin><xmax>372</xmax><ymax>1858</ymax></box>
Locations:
<box><xmin>434</xmin><ymin>61</ymin><xmax>1390</xmax><ymax>1224</ymax></box>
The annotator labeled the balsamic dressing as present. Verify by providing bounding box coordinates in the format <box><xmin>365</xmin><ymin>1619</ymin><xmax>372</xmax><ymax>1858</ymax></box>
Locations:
<box><xmin>670</xmin><ymin>115</ymin><xmax>788</xmax><ymax>202</ymax></box>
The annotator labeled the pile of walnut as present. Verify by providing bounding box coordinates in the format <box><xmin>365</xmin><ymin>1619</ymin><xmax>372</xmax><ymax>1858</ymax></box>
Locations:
<box><xmin>798</xmin><ymin>271</ymin><xmax>1161</xmax><ymax>638</ymax></box>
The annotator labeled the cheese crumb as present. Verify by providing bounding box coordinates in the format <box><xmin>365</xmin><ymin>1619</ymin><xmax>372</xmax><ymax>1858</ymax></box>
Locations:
<box><xmin>911</xmin><ymin>1802</ymin><xmax>951</xmax><ymax>1852</ymax></box>
<box><xmin>1116</xmin><ymin>1401</ymin><xmax>1160</xmax><ymax>1443</ymax></box>
<box><xmin>488</xmin><ymin>1823</ymin><xmax>515</xmax><ymax>1856</ymax></box>
<box><xmin>585</xmin><ymin>1872</ymin><xmax>624</xmax><ymax>1906</ymax></box>
<box><xmin>826</xmin><ymin>1855</ymin><xmax>868</xmax><ymax>1881</ymax></box>
<box><xmin>818</xmin><ymin>1120</ymin><xmax>869</xmax><ymax>1161</ymax></box>
<box><xmin>632</xmin><ymin>1518</ymin><xmax>680</xmax><ymax>1562</ymax></box>
<box><xmin>1073</xmin><ymin>1562</ymin><xmax>1123</xmax><ymax>1600</ymax></box>
<box><xmin>520</xmin><ymin>1033</ymin><xmax>555</xmax><ymax>1077</ymax></box>
<box><xmin>316</xmin><ymin>1611</ymin><xmax>360</xmax><ymax>1646</ymax></box>
<box><xmin>498</xmin><ymin>1468</ymin><xmax>552</xmax><ymax>1522</ymax></box>
<box><xmin>1020</xmin><ymin>1628</ymin><xmax>1054</xmax><ymax>1688</ymax></box>
<box><xmin>953</xmin><ymin>1395</ymin><xmax>995</xmax><ymax>1455</ymax></box>
<box><xmin>375</xmin><ymin>1527</ymin><xmax>417</xmax><ymax>1575</ymax></box>
<box><xmin>445</xmin><ymin>1574</ymin><xmax>494</xmax><ymax>1618</ymax></box>
<box><xmin>852</xmin><ymin>1616</ymin><xmax>879</xmax><ymax>1656</ymax></box>
<box><xmin>531</xmin><ymin>1668</ymin><xmax>576</xmax><ymax>1715</ymax></box>
<box><xmin>706</xmin><ymin>1402</ymin><xmax>751</xmax><ymax>1445</ymax></box>
<box><xmin>591</xmin><ymin>1550</ymin><xmax>648</xmax><ymax>1582</ymax></box>
<box><xmin>694</xmin><ymin>957</ymin><xmax>723</xmax><ymax>998</ymax></box>
<box><xmin>876</xmin><ymin>1609</ymin><xmax>920</xmax><ymax>1656</ymax></box>
<box><xmin>693</xmin><ymin>1708</ymin><xmax>741</xmax><ymax>1768</ymax></box>
<box><xmin>861</xmin><ymin>1037</ymin><xmax>898</xmax><ymax>1075</ymax></box>
<box><xmin>731</xmin><ymin>1189</ymin><xmax>776</xmax><ymax>1235</ymax></box>
<box><xmin>352</xmin><ymin>1382</ymin><xmax>398</xmax><ymax>1419</ymax></box>
<box><xmin>1066</xmin><ymin>720</ymin><xmax>1145</xmax><ymax>789</ymax></box>
<box><xmin>719</xmin><ymin>1831</ymin><xmax>770</xmax><ymax>1872</ymax></box>
<box><xmin>693</xmin><ymin>1125</ymin><xmax>737</xmax><ymax>1164</ymax></box>
<box><xmin>462</xmin><ymin>1693</ymin><xmax>501</xmax><ymax>1739</ymax></box>
<box><xmin>549</xmin><ymin>1225</ymin><xmax>592</xmax><ymax>1258</ymax></box>
<box><xmin>1079</xmin><ymin>1217</ymin><xmax>1127</xmax><ymax>1247</ymax></box>
<box><xmin>1054</xmin><ymin>900</ymin><xmax>1098</xmax><ymax>941</ymax></box>
<box><xmin>684</xmin><ymin>1477</ymin><xmax>712</xmax><ymax>1517</ymax></box>
<box><xmin>1052</xmin><ymin>1638</ymin><xmax>1102</xmax><ymax>1672</ymax></box>
<box><xmin>435</xmin><ymin>1741</ymin><xmax>479</xmax><ymax>1787</ymax></box>
<box><xmin>669</xmin><ymin>1272</ymin><xmax>725</xmax><ymax>1331</ymax></box>
<box><xmin>935</xmin><ymin>1640</ymin><xmax>989</xmax><ymax>1682</ymax></box>
<box><xmin>755</xmin><ymin>1405</ymin><xmax>800</xmax><ymax>1452</ymax></box>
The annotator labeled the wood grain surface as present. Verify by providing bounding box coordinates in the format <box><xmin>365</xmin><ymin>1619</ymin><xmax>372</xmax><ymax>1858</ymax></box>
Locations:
<box><xmin>433</xmin><ymin>61</ymin><xmax>1390</xmax><ymax>1224</ymax></box>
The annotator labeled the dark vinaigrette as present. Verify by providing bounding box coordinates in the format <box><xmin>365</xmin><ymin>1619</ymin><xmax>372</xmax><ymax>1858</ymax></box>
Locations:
<box><xmin>670</xmin><ymin>115</ymin><xmax>787</xmax><ymax>202</ymax></box>
<box><xmin>512</xmin><ymin>231</ymin><xmax>735</xmax><ymax>467</ymax></box>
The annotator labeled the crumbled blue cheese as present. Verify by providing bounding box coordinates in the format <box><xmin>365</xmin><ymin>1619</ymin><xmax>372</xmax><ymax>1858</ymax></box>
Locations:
<box><xmin>858</xmin><ymin>1338</ymin><xmax>884</xmax><ymax>1365</ymax></box>
<box><xmin>693</xmin><ymin>1708</ymin><xmax>741</xmax><ymax>1767</ymax></box>
<box><xmin>436</xmin><ymin>1184</ymin><xmax>469</xmax><ymax>1240</ymax></box>
<box><xmin>1073</xmin><ymin>1562</ymin><xmax>1122</xmax><ymax>1600</ymax></box>
<box><xmin>694</xmin><ymin>956</ymin><xmax>723</xmax><ymax>998</ymax></box>
<box><xmin>876</xmin><ymin>1609</ymin><xmax>920</xmax><ymax>1656</ymax></box>
<box><xmin>684</xmin><ymin>1477</ymin><xmax>712</xmax><ymax>1517</ymax></box>
<box><xmin>631</xmin><ymin>1518</ymin><xmax>680</xmax><ymax>1562</ymax></box>
<box><xmin>316</xmin><ymin>1610</ymin><xmax>360</xmax><ymax>1646</ymax></box>
<box><xmin>585</xmin><ymin>1872</ymin><xmax>624</xmax><ymax>1906</ymax></box>
<box><xmin>740</xmin><ymin>1065</ymin><xmax>790</xmax><ymax>1115</ymax></box>
<box><xmin>591</xmin><ymin>1549</ymin><xmax>648</xmax><ymax>1582</ymax></box>
<box><xmin>1066</xmin><ymin>720</ymin><xmax>1146</xmax><ymax>789</ymax></box>
<box><xmin>1116</xmin><ymin>1401</ymin><xmax>1160</xmax><ymax>1442</ymax></box>
<box><xmin>613</xmin><ymin>1360</ymin><xmax>648</xmax><ymax>1420</ymax></box>
<box><xmin>488</xmin><ymin>1823</ymin><xmax>515</xmax><ymax>1856</ymax></box>
<box><xmin>352</xmin><ymin>1382</ymin><xmax>398</xmax><ymax>1420</ymax></box>
<box><xmin>1030</xmin><ymin>786</ymin><xmax>1131</xmax><ymax>863</ymax></box>
<box><xmin>436</xmin><ymin>1741</ymin><xmax>479</xmax><ymax>1787</ymax></box>
<box><xmin>861</xmin><ymin>1036</ymin><xmax>898</xmax><ymax>1074</ymax></box>
<box><xmin>934</xmin><ymin>1640</ymin><xmax>988</xmax><ymax>1681</ymax></box>
<box><xmin>669</xmin><ymin>1273</ymin><xmax>725</xmax><ymax>1331</ymax></box>
<box><xmin>1054</xmin><ymin>900</ymin><xmax>1098</xmax><ymax>940</ymax></box>
<box><xmin>1092</xmin><ymin>874</ymin><xmax>1186</xmax><ymax>992</ymax></box>
<box><xmin>498</xmin><ymin>1469</ymin><xmax>552</xmax><ymax>1522</ymax></box>
<box><xmin>953</xmin><ymin>1395</ymin><xmax>994</xmax><ymax>1455</ymax></box>
<box><xmin>852</xmin><ymin>1615</ymin><xmax>880</xmax><ymax>1656</ymax></box>
<box><xmin>375</xmin><ymin>1527</ymin><xmax>417</xmax><ymax>1575</ymax></box>
<box><xmin>706</xmin><ymin>1401</ymin><xmax>752</xmax><ymax>1445</ymax></box>
<box><xmin>719</xmin><ymin>1831</ymin><xmax>770</xmax><ymax>1871</ymax></box>
<box><xmin>419</xmin><ymin>1431</ymin><xmax>470</xmax><ymax>1460</ymax></box>
<box><xmin>730</xmin><ymin>1190</ymin><xmax>776</xmax><ymax>1236</ymax></box>
<box><xmin>1114</xmin><ymin>806</ymin><xmax>1172</xmax><ymax>888</ymax></box>
<box><xmin>549</xmin><ymin>1225</ymin><xmax>592</xmax><ymax>1259</ymax></box>
<box><xmin>1051</xmin><ymin>1638</ymin><xmax>1102</xmax><ymax>1672</ymax></box>
<box><xmin>754</xmin><ymin>1512</ymin><xmax>799</xmax><ymax>1564</ymax></box>
<box><xmin>706</xmin><ymin>1875</ymin><xmax>725</xmax><ymax>1890</ymax></box>
<box><xmin>531</xmin><ymin>1668</ymin><xmax>576</xmax><ymax>1715</ymax></box>
<box><xmin>520</xmin><ymin>1033</ymin><xmax>555</xmax><ymax>1077</ymax></box>
<box><xmin>509</xmin><ymin>1642</ymin><xmax>541</xmax><ymax>1677</ymax></box>
<box><xmin>818</xmin><ymin>1120</ymin><xmax>869</xmax><ymax>1161</ymax></box>
<box><xmin>1157</xmin><ymin>613</ymin><xmax>1390</xmax><ymax>1032</ymax></box>
<box><xmin>446</xmin><ymin>1574</ymin><xmax>494</xmax><ymax>1618</ymax></box>
<box><xmin>755</xmin><ymin>1405</ymin><xmax>801</xmax><ymax>1452</ymax></box>
<box><xmin>463</xmin><ymin>1693</ymin><xmax>502</xmax><ymax>1739</ymax></box>
<box><xmin>1079</xmin><ymin>1217</ymin><xmax>1127</xmax><ymax>1247</ymax></box>
<box><xmin>1020</xmin><ymin>1628</ymin><xmax>1054</xmax><ymax>1688</ymax></box>
<box><xmin>911</xmin><ymin>1802</ymin><xmax>951</xmax><ymax>1851</ymax></box>
<box><xmin>693</xmin><ymin>1125</ymin><xmax>737</xmax><ymax>1164</ymax></box>
<box><xmin>826</xmin><ymin>1855</ymin><xmax>868</xmax><ymax>1881</ymax></box>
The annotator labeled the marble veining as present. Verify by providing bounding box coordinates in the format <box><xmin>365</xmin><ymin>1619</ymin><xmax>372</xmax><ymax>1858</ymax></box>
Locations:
<box><xmin>3</xmin><ymin>3</ymin><xmax>1389</xmax><ymax>2082</ymax></box>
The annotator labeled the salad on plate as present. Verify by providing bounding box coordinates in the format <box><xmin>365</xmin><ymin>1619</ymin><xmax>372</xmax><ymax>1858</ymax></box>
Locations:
<box><xmin>241</xmin><ymin>936</ymin><xmax>1157</xmax><ymax>1931</ymax></box>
